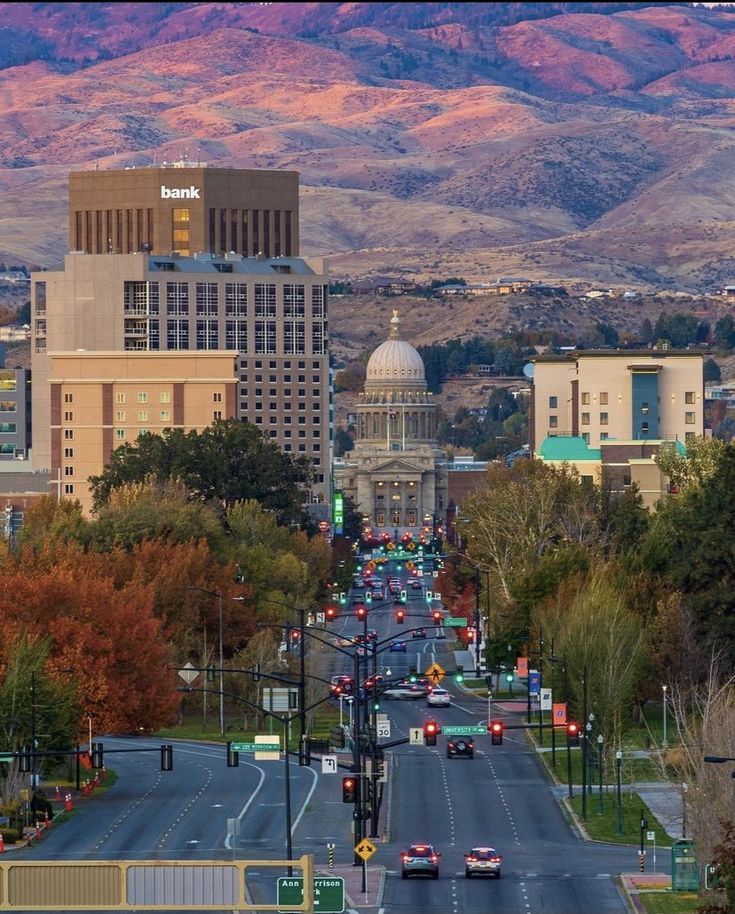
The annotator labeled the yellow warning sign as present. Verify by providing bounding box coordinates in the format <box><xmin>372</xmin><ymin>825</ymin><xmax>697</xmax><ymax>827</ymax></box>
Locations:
<box><xmin>355</xmin><ymin>839</ymin><xmax>377</xmax><ymax>861</ymax></box>
<box><xmin>425</xmin><ymin>662</ymin><xmax>445</xmax><ymax>684</ymax></box>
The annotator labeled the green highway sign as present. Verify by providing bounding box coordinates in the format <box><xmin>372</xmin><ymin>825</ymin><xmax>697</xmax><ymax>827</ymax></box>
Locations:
<box><xmin>278</xmin><ymin>876</ymin><xmax>345</xmax><ymax>913</ymax></box>
<box><xmin>0</xmin><ymin>755</ymin><xmax>13</xmax><ymax>763</ymax></box>
<box><xmin>445</xmin><ymin>617</ymin><xmax>468</xmax><ymax>627</ymax></box>
<box><xmin>230</xmin><ymin>742</ymin><xmax>280</xmax><ymax>753</ymax></box>
<box><xmin>442</xmin><ymin>726</ymin><xmax>487</xmax><ymax>735</ymax></box>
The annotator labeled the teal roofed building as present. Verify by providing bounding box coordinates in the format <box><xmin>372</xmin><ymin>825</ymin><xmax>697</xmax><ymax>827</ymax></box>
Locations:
<box><xmin>538</xmin><ymin>436</ymin><xmax>601</xmax><ymax>463</ymax></box>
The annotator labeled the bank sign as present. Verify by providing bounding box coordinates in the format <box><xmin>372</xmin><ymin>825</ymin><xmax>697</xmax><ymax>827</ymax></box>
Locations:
<box><xmin>160</xmin><ymin>185</ymin><xmax>200</xmax><ymax>199</ymax></box>
<box><xmin>333</xmin><ymin>492</ymin><xmax>344</xmax><ymax>535</ymax></box>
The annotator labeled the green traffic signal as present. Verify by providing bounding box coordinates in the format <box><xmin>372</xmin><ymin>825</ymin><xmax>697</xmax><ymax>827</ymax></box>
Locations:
<box><xmin>454</xmin><ymin>665</ymin><xmax>464</xmax><ymax>684</ymax></box>
<box><xmin>505</xmin><ymin>672</ymin><xmax>514</xmax><ymax>683</ymax></box>
<box><xmin>409</xmin><ymin>667</ymin><xmax>418</xmax><ymax>683</ymax></box>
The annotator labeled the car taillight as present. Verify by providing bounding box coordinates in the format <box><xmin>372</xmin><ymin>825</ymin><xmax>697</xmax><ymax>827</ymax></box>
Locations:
<box><xmin>466</xmin><ymin>856</ymin><xmax>476</xmax><ymax>863</ymax></box>
<box><xmin>401</xmin><ymin>853</ymin><xmax>408</xmax><ymax>861</ymax></box>
<box><xmin>430</xmin><ymin>855</ymin><xmax>438</xmax><ymax>863</ymax></box>
<box><xmin>490</xmin><ymin>856</ymin><xmax>500</xmax><ymax>862</ymax></box>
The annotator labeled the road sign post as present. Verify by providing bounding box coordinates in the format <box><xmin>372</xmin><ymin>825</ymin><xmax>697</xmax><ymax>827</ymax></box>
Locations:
<box><xmin>277</xmin><ymin>876</ymin><xmax>345</xmax><ymax>913</ymax></box>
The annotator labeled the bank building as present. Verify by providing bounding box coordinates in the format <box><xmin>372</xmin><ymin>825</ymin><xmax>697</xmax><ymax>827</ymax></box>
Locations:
<box><xmin>334</xmin><ymin>311</ymin><xmax>448</xmax><ymax>536</ymax></box>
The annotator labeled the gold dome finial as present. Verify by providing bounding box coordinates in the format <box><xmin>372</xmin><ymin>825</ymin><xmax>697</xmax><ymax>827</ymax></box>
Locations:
<box><xmin>390</xmin><ymin>309</ymin><xmax>401</xmax><ymax>340</ymax></box>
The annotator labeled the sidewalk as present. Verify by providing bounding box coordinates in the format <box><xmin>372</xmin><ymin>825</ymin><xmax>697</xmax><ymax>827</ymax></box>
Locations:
<box><xmin>619</xmin><ymin>873</ymin><xmax>672</xmax><ymax>913</ymax></box>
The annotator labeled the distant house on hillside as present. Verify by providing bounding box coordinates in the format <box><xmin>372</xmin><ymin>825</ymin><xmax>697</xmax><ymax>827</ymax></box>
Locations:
<box><xmin>433</xmin><ymin>277</ymin><xmax>534</xmax><ymax>297</ymax></box>
<box><xmin>354</xmin><ymin>276</ymin><xmax>415</xmax><ymax>295</ymax></box>
<box><xmin>0</xmin><ymin>270</ymin><xmax>30</xmax><ymax>284</ymax></box>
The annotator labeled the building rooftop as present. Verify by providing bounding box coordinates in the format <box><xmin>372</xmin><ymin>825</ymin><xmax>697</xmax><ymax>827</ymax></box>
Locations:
<box><xmin>538</xmin><ymin>437</ymin><xmax>601</xmax><ymax>462</ymax></box>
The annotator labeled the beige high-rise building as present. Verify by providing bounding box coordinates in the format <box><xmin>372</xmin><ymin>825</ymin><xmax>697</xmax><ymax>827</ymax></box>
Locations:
<box><xmin>68</xmin><ymin>164</ymin><xmax>299</xmax><ymax>257</ymax></box>
<box><xmin>32</xmin><ymin>251</ymin><xmax>332</xmax><ymax>504</ymax></box>
<box><xmin>48</xmin><ymin>351</ymin><xmax>238</xmax><ymax>513</ymax></box>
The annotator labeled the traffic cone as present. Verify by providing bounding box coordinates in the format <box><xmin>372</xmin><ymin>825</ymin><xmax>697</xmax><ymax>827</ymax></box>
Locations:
<box><xmin>44</xmin><ymin>810</ymin><xmax>51</xmax><ymax>830</ymax></box>
<box><xmin>55</xmin><ymin>784</ymin><xmax>60</xmax><ymax>799</ymax></box>
<box><xmin>0</xmin><ymin>833</ymin><xmax>5</xmax><ymax>853</ymax></box>
<box><xmin>65</xmin><ymin>793</ymin><xmax>73</xmax><ymax>812</ymax></box>
<box><xmin>102</xmin><ymin>765</ymin><xmax>107</xmax><ymax>780</ymax></box>
<box><xmin>35</xmin><ymin>821</ymin><xmax>41</xmax><ymax>842</ymax></box>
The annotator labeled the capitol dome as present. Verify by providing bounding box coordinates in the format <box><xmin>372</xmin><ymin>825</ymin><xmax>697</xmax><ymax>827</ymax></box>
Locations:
<box><xmin>365</xmin><ymin>311</ymin><xmax>425</xmax><ymax>383</ymax></box>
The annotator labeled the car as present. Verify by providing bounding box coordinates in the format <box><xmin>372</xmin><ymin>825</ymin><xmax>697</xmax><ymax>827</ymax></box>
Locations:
<box><xmin>447</xmin><ymin>736</ymin><xmax>474</xmax><ymax>759</ymax></box>
<box><xmin>427</xmin><ymin>687</ymin><xmax>451</xmax><ymax>708</ymax></box>
<box><xmin>382</xmin><ymin>683</ymin><xmax>423</xmax><ymax>700</ymax></box>
<box><xmin>362</xmin><ymin>674</ymin><xmax>384</xmax><ymax>690</ymax></box>
<box><xmin>388</xmin><ymin>639</ymin><xmax>407</xmax><ymax>652</ymax></box>
<box><xmin>330</xmin><ymin>675</ymin><xmax>354</xmax><ymax>696</ymax></box>
<box><xmin>352</xmin><ymin>593</ymin><xmax>366</xmax><ymax>604</ymax></box>
<box><xmin>401</xmin><ymin>843</ymin><xmax>441</xmax><ymax>879</ymax></box>
<box><xmin>388</xmin><ymin>583</ymin><xmax>401</xmax><ymax>595</ymax></box>
<box><xmin>412</xmin><ymin>628</ymin><xmax>427</xmax><ymax>639</ymax></box>
<box><xmin>352</xmin><ymin>579</ymin><xmax>366</xmax><ymax>589</ymax></box>
<box><xmin>371</xmin><ymin>587</ymin><xmax>385</xmax><ymax>600</ymax></box>
<box><xmin>465</xmin><ymin>846</ymin><xmax>502</xmax><ymax>878</ymax></box>
<box><xmin>366</xmin><ymin>628</ymin><xmax>378</xmax><ymax>642</ymax></box>
<box><xmin>410</xmin><ymin>579</ymin><xmax>423</xmax><ymax>590</ymax></box>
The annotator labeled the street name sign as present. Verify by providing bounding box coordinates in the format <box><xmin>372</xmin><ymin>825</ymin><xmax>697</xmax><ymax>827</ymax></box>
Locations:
<box><xmin>277</xmin><ymin>877</ymin><xmax>345</xmax><ymax>913</ymax></box>
<box><xmin>409</xmin><ymin>727</ymin><xmax>423</xmax><ymax>745</ymax></box>
<box><xmin>230</xmin><ymin>742</ymin><xmax>280</xmax><ymax>753</ymax></box>
<box><xmin>445</xmin><ymin>617</ymin><xmax>467</xmax><ymax>627</ymax></box>
<box><xmin>442</xmin><ymin>725</ymin><xmax>486</xmax><ymax>735</ymax></box>
<box><xmin>355</xmin><ymin>839</ymin><xmax>377</xmax><ymax>861</ymax></box>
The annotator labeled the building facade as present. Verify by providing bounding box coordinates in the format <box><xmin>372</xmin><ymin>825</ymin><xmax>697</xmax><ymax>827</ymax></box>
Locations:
<box><xmin>47</xmin><ymin>350</ymin><xmax>238</xmax><ymax>513</ymax></box>
<box><xmin>0</xmin><ymin>368</ymin><xmax>31</xmax><ymax>460</ymax></box>
<box><xmin>69</xmin><ymin>164</ymin><xmax>299</xmax><ymax>258</ymax></box>
<box><xmin>531</xmin><ymin>350</ymin><xmax>704</xmax><ymax>450</ymax></box>
<box><xmin>334</xmin><ymin>311</ymin><xmax>447</xmax><ymax>535</ymax></box>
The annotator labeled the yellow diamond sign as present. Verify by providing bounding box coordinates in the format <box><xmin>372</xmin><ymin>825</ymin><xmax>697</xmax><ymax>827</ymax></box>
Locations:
<box><xmin>355</xmin><ymin>839</ymin><xmax>377</xmax><ymax>861</ymax></box>
<box><xmin>425</xmin><ymin>662</ymin><xmax>445</xmax><ymax>685</ymax></box>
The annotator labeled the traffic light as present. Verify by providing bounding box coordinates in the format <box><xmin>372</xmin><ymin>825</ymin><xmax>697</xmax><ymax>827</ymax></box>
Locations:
<box><xmin>342</xmin><ymin>776</ymin><xmax>357</xmax><ymax>803</ymax></box>
<box><xmin>365</xmin><ymin>592</ymin><xmax>372</xmax><ymax>604</ymax></box>
<box><xmin>432</xmin><ymin>609</ymin><xmax>442</xmax><ymax>625</ymax></box>
<box><xmin>566</xmin><ymin>721</ymin><xmax>580</xmax><ymax>746</ymax></box>
<box><xmin>396</xmin><ymin>608</ymin><xmax>405</xmax><ymax>624</ymax></box>
<box><xmin>325</xmin><ymin>605</ymin><xmax>337</xmax><ymax>623</ymax></box>
<box><xmin>372</xmin><ymin>699</ymin><xmax>380</xmax><ymax>712</ymax></box>
<box><xmin>356</xmin><ymin>605</ymin><xmax>367</xmax><ymax>621</ymax></box>
<box><xmin>454</xmin><ymin>665</ymin><xmax>464</xmax><ymax>684</ymax></box>
<box><xmin>91</xmin><ymin>742</ymin><xmax>104</xmax><ymax>769</ymax></box>
<box><xmin>227</xmin><ymin>743</ymin><xmax>240</xmax><ymax>767</ymax></box>
<box><xmin>339</xmin><ymin>592</ymin><xmax>347</xmax><ymax>605</ymax></box>
<box><xmin>400</xmin><ymin>590</ymin><xmax>407</xmax><ymax>603</ymax></box>
<box><xmin>408</xmin><ymin>666</ymin><xmax>418</xmax><ymax>683</ymax></box>
<box><xmin>489</xmin><ymin>720</ymin><xmax>504</xmax><ymax>745</ymax></box>
<box><xmin>160</xmin><ymin>745</ymin><xmax>173</xmax><ymax>771</ymax></box>
<box><xmin>505</xmin><ymin>672</ymin><xmax>514</xmax><ymax>684</ymax></box>
<box><xmin>424</xmin><ymin>720</ymin><xmax>439</xmax><ymax>746</ymax></box>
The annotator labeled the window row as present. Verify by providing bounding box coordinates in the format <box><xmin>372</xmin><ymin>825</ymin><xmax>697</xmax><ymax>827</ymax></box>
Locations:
<box><xmin>124</xmin><ymin>282</ymin><xmax>327</xmax><ymax>319</ymax></box>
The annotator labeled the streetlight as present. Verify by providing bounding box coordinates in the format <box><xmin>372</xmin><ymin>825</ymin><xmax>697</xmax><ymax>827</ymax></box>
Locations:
<box><xmin>187</xmin><ymin>587</ymin><xmax>224</xmax><ymax>738</ymax></box>
<box><xmin>662</xmin><ymin>684</ymin><xmax>668</xmax><ymax>748</ymax></box>
<box><xmin>597</xmin><ymin>734</ymin><xmax>604</xmax><ymax>816</ymax></box>
<box><xmin>615</xmin><ymin>750</ymin><xmax>623</xmax><ymax>835</ymax></box>
<box><xmin>682</xmin><ymin>782</ymin><xmax>688</xmax><ymax>839</ymax></box>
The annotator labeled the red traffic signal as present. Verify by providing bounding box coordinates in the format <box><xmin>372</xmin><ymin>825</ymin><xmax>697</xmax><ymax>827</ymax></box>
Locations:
<box><xmin>432</xmin><ymin>610</ymin><xmax>442</xmax><ymax>625</ymax></box>
<box><xmin>489</xmin><ymin>720</ymin><xmax>504</xmax><ymax>745</ymax></box>
<box><xmin>356</xmin><ymin>605</ymin><xmax>367</xmax><ymax>621</ymax></box>
<box><xmin>423</xmin><ymin>719</ymin><xmax>440</xmax><ymax>746</ymax></box>
<box><xmin>342</xmin><ymin>776</ymin><xmax>356</xmax><ymax>803</ymax></box>
<box><xmin>566</xmin><ymin>721</ymin><xmax>580</xmax><ymax>746</ymax></box>
<box><xmin>325</xmin><ymin>605</ymin><xmax>338</xmax><ymax>623</ymax></box>
<box><xmin>396</xmin><ymin>608</ymin><xmax>405</xmax><ymax>624</ymax></box>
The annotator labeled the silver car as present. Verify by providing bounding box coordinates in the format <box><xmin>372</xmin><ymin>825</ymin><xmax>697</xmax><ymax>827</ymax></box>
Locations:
<box><xmin>465</xmin><ymin>846</ymin><xmax>502</xmax><ymax>878</ymax></box>
<box><xmin>401</xmin><ymin>843</ymin><xmax>441</xmax><ymax>879</ymax></box>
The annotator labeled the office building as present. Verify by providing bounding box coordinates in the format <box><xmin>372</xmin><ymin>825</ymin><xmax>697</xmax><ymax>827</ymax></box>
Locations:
<box><xmin>531</xmin><ymin>350</ymin><xmax>704</xmax><ymax>506</ymax></box>
<box><xmin>33</xmin><ymin>251</ymin><xmax>332</xmax><ymax>504</ymax></box>
<box><xmin>0</xmin><ymin>367</ymin><xmax>31</xmax><ymax>460</ymax></box>
<box><xmin>47</xmin><ymin>350</ymin><xmax>238</xmax><ymax>513</ymax></box>
<box><xmin>68</xmin><ymin>164</ymin><xmax>299</xmax><ymax>257</ymax></box>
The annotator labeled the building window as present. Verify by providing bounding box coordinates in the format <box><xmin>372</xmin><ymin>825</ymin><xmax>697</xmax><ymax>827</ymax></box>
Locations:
<box><xmin>685</xmin><ymin>411</ymin><xmax>695</xmax><ymax>425</ymax></box>
<box><xmin>63</xmin><ymin>411</ymin><xmax>73</xmax><ymax>422</ymax></box>
<box><xmin>284</xmin><ymin>284</ymin><xmax>306</xmax><ymax>317</ymax></box>
<box><xmin>581</xmin><ymin>412</ymin><xmax>590</xmax><ymax>426</ymax></box>
<box><xmin>167</xmin><ymin>319</ymin><xmax>189</xmax><ymax>350</ymax></box>
<box><xmin>598</xmin><ymin>392</ymin><xmax>608</xmax><ymax>405</ymax></box>
<box><xmin>549</xmin><ymin>396</ymin><xmax>558</xmax><ymax>409</ymax></box>
<box><xmin>600</xmin><ymin>412</ymin><xmax>608</xmax><ymax>426</ymax></box>
<box><xmin>172</xmin><ymin>207</ymin><xmax>191</xmax><ymax>256</ymax></box>
<box><xmin>160</xmin><ymin>410</ymin><xmax>170</xmax><ymax>422</ymax></box>
<box><xmin>64</xmin><ymin>484</ymin><xmax>74</xmax><ymax>495</ymax></box>
<box><xmin>138</xmin><ymin>411</ymin><xmax>148</xmax><ymax>422</ymax></box>
<box><xmin>64</xmin><ymin>466</ymin><xmax>73</xmax><ymax>477</ymax></box>
<box><xmin>685</xmin><ymin>431</ymin><xmax>696</xmax><ymax>443</ymax></box>
<box><xmin>549</xmin><ymin>415</ymin><xmax>558</xmax><ymax>428</ymax></box>
<box><xmin>582</xmin><ymin>432</ymin><xmax>590</xmax><ymax>444</ymax></box>
<box><xmin>581</xmin><ymin>392</ymin><xmax>590</xmax><ymax>405</ymax></box>
<box><xmin>116</xmin><ymin>429</ymin><xmax>125</xmax><ymax>440</ymax></box>
<box><xmin>137</xmin><ymin>392</ymin><xmax>149</xmax><ymax>404</ymax></box>
<box><xmin>685</xmin><ymin>391</ymin><xmax>695</xmax><ymax>404</ymax></box>
<box><xmin>116</xmin><ymin>410</ymin><xmax>125</xmax><ymax>422</ymax></box>
<box><xmin>213</xmin><ymin>410</ymin><xmax>222</xmax><ymax>420</ymax></box>
<box><xmin>64</xmin><ymin>429</ymin><xmax>73</xmax><ymax>440</ymax></box>
<box><xmin>196</xmin><ymin>320</ymin><xmax>219</xmax><ymax>349</ymax></box>
<box><xmin>64</xmin><ymin>448</ymin><xmax>74</xmax><ymax>458</ymax></box>
<box><xmin>600</xmin><ymin>432</ymin><xmax>608</xmax><ymax>440</ymax></box>
<box><xmin>160</xmin><ymin>391</ymin><xmax>171</xmax><ymax>404</ymax></box>
<box><xmin>196</xmin><ymin>283</ymin><xmax>218</xmax><ymax>317</ymax></box>
<box><xmin>254</xmin><ymin>283</ymin><xmax>276</xmax><ymax>317</ymax></box>
<box><xmin>641</xmin><ymin>422</ymin><xmax>649</xmax><ymax>434</ymax></box>
<box><xmin>213</xmin><ymin>392</ymin><xmax>222</xmax><ymax>403</ymax></box>
<box><xmin>116</xmin><ymin>392</ymin><xmax>125</xmax><ymax>405</ymax></box>
<box><xmin>166</xmin><ymin>282</ymin><xmax>189</xmax><ymax>316</ymax></box>
<box><xmin>641</xmin><ymin>402</ymin><xmax>649</xmax><ymax>414</ymax></box>
<box><xmin>64</xmin><ymin>393</ymin><xmax>74</xmax><ymax>404</ymax></box>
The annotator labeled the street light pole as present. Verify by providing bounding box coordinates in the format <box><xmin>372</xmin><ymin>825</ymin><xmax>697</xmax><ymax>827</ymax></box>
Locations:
<box><xmin>615</xmin><ymin>750</ymin><xmax>623</xmax><ymax>835</ymax></box>
<box><xmin>662</xmin><ymin>684</ymin><xmax>668</xmax><ymax>748</ymax></box>
<box><xmin>597</xmin><ymin>734</ymin><xmax>604</xmax><ymax>815</ymax></box>
<box><xmin>218</xmin><ymin>591</ymin><xmax>224</xmax><ymax>739</ymax></box>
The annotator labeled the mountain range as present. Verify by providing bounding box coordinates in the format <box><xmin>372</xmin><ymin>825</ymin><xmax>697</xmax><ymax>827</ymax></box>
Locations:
<box><xmin>3</xmin><ymin>2</ymin><xmax>735</xmax><ymax>291</ymax></box>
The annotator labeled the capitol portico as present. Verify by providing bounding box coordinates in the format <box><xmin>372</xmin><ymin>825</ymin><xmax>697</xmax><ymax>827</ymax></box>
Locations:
<box><xmin>334</xmin><ymin>311</ymin><xmax>448</xmax><ymax>536</ymax></box>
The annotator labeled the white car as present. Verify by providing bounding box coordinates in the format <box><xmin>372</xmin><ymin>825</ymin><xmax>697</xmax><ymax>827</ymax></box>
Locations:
<box><xmin>427</xmin><ymin>687</ymin><xmax>451</xmax><ymax>708</ymax></box>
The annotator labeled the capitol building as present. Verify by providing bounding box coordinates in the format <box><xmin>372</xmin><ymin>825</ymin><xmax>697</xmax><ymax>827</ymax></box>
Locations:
<box><xmin>334</xmin><ymin>311</ymin><xmax>448</xmax><ymax>536</ymax></box>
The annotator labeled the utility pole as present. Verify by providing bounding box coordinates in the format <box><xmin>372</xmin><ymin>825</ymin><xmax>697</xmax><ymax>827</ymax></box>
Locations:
<box><xmin>581</xmin><ymin>666</ymin><xmax>588</xmax><ymax>821</ymax></box>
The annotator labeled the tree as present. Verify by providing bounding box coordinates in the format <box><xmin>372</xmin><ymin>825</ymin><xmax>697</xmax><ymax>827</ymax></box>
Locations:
<box><xmin>89</xmin><ymin>419</ymin><xmax>313</xmax><ymax>528</ymax></box>
<box><xmin>704</xmin><ymin>357</ymin><xmax>722</xmax><ymax>383</ymax></box>
<box><xmin>334</xmin><ymin>428</ymin><xmax>354</xmax><ymax>456</ymax></box>
<box><xmin>714</xmin><ymin>314</ymin><xmax>735</xmax><ymax>351</ymax></box>
<box><xmin>639</xmin><ymin>318</ymin><xmax>654</xmax><ymax>346</ymax></box>
<box><xmin>656</xmin><ymin>436</ymin><xmax>726</xmax><ymax>491</ymax></box>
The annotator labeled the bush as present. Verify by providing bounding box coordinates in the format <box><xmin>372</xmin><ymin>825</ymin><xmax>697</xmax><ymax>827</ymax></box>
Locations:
<box><xmin>1</xmin><ymin>828</ymin><xmax>22</xmax><ymax>844</ymax></box>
